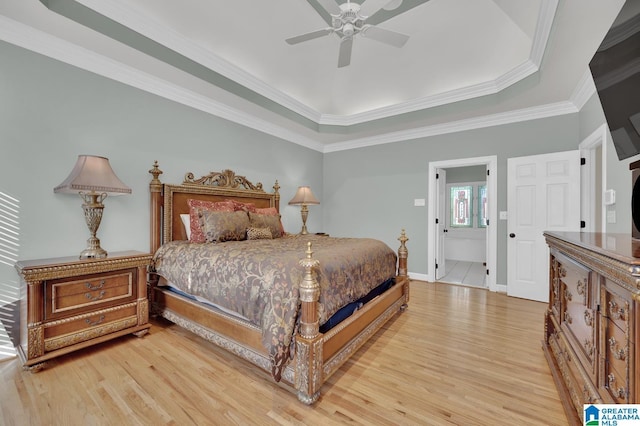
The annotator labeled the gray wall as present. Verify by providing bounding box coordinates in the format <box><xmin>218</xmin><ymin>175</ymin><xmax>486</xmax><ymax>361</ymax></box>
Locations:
<box><xmin>323</xmin><ymin>115</ymin><xmax>581</xmax><ymax>285</ymax></box>
<box><xmin>0</xmin><ymin>41</ymin><xmax>323</xmax><ymax>268</ymax></box>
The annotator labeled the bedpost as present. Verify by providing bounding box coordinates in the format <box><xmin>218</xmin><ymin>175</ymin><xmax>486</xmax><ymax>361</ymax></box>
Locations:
<box><xmin>273</xmin><ymin>180</ymin><xmax>281</xmax><ymax>213</ymax></box>
<box><xmin>398</xmin><ymin>229</ymin><xmax>410</xmax><ymax>305</ymax></box>
<box><xmin>149</xmin><ymin>161</ymin><xmax>163</xmax><ymax>254</ymax></box>
<box><xmin>295</xmin><ymin>242</ymin><xmax>322</xmax><ymax>404</ymax></box>
<box><xmin>398</xmin><ymin>229</ymin><xmax>409</xmax><ymax>278</ymax></box>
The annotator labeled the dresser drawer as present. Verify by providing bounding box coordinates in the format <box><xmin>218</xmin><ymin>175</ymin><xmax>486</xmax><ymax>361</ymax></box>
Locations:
<box><xmin>558</xmin><ymin>255</ymin><xmax>597</xmax><ymax>375</ymax></box>
<box><xmin>601</xmin><ymin>281</ymin><xmax>633</xmax><ymax>338</ymax></box>
<box><xmin>549</xmin><ymin>330</ymin><xmax>601</xmax><ymax>411</ymax></box>
<box><xmin>603</xmin><ymin>359</ymin><xmax>631</xmax><ymax>403</ymax></box>
<box><xmin>45</xmin><ymin>269</ymin><xmax>137</xmax><ymax>320</ymax></box>
<box><xmin>43</xmin><ymin>304</ymin><xmax>138</xmax><ymax>352</ymax></box>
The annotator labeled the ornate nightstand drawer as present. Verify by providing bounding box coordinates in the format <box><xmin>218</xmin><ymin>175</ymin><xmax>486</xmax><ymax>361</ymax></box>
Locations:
<box><xmin>45</xmin><ymin>269</ymin><xmax>137</xmax><ymax>320</ymax></box>
<box><xmin>43</xmin><ymin>304</ymin><xmax>138</xmax><ymax>352</ymax></box>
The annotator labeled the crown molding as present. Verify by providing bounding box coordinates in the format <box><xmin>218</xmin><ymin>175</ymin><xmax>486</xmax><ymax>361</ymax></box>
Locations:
<box><xmin>75</xmin><ymin>0</ymin><xmax>557</xmax><ymax>127</ymax></box>
<box><xmin>570</xmin><ymin>68</ymin><xmax>597</xmax><ymax>110</ymax></box>
<box><xmin>322</xmin><ymin>101</ymin><xmax>578</xmax><ymax>153</ymax></box>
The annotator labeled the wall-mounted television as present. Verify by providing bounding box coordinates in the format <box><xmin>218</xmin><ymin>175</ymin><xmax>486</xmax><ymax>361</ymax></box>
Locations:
<box><xmin>589</xmin><ymin>3</ymin><xmax>640</xmax><ymax>161</ymax></box>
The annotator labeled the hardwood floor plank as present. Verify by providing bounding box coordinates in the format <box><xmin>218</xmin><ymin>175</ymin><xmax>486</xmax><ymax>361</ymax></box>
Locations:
<box><xmin>0</xmin><ymin>281</ymin><xmax>567</xmax><ymax>425</ymax></box>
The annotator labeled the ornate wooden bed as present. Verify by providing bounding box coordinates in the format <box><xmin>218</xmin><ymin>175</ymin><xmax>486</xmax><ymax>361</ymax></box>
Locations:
<box><xmin>147</xmin><ymin>162</ymin><xmax>410</xmax><ymax>404</ymax></box>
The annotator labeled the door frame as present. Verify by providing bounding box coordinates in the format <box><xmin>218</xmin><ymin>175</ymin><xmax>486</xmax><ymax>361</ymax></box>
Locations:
<box><xmin>579</xmin><ymin>124</ymin><xmax>609</xmax><ymax>233</ymax></box>
<box><xmin>427</xmin><ymin>156</ymin><xmax>497</xmax><ymax>292</ymax></box>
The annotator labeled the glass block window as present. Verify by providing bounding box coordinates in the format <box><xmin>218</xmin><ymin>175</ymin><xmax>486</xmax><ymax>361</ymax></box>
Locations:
<box><xmin>478</xmin><ymin>185</ymin><xmax>488</xmax><ymax>228</ymax></box>
<box><xmin>450</xmin><ymin>186</ymin><xmax>473</xmax><ymax>228</ymax></box>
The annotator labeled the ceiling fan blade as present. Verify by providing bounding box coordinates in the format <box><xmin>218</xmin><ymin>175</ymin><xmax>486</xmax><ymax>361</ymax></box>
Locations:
<box><xmin>286</xmin><ymin>28</ymin><xmax>333</xmax><ymax>45</ymax></box>
<box><xmin>362</xmin><ymin>26</ymin><xmax>409</xmax><ymax>48</ymax></box>
<box><xmin>337</xmin><ymin>37</ymin><xmax>353</xmax><ymax>68</ymax></box>
<box><xmin>367</xmin><ymin>0</ymin><xmax>431</xmax><ymax>26</ymax></box>
<box><xmin>315</xmin><ymin>0</ymin><xmax>341</xmax><ymax>15</ymax></box>
<box><xmin>359</xmin><ymin>0</ymin><xmax>394</xmax><ymax>17</ymax></box>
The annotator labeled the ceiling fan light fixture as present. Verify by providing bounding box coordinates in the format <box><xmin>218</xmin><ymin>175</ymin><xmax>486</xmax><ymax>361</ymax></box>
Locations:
<box><xmin>343</xmin><ymin>23</ymin><xmax>355</xmax><ymax>36</ymax></box>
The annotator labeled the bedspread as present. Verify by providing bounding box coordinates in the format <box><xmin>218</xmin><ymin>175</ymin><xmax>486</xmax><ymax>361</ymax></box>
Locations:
<box><xmin>152</xmin><ymin>234</ymin><xmax>397</xmax><ymax>381</ymax></box>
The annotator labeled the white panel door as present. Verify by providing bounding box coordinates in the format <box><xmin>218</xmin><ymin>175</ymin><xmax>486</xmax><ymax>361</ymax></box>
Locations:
<box><xmin>507</xmin><ymin>151</ymin><xmax>580</xmax><ymax>302</ymax></box>
<box><xmin>436</xmin><ymin>169</ymin><xmax>447</xmax><ymax>280</ymax></box>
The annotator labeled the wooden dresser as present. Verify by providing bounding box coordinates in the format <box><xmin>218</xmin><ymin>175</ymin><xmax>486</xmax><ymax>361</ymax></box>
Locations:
<box><xmin>15</xmin><ymin>251</ymin><xmax>153</xmax><ymax>371</ymax></box>
<box><xmin>543</xmin><ymin>232</ymin><xmax>640</xmax><ymax>425</ymax></box>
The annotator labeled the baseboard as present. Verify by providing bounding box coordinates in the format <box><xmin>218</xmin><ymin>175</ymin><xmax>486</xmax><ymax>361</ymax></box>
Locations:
<box><xmin>408</xmin><ymin>272</ymin><xmax>429</xmax><ymax>282</ymax></box>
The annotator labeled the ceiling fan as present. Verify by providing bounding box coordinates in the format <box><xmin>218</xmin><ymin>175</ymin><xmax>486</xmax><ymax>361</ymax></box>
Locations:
<box><xmin>286</xmin><ymin>0</ymin><xmax>413</xmax><ymax>68</ymax></box>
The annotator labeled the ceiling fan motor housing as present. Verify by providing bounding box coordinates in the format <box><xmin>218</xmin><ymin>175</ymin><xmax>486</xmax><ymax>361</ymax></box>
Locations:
<box><xmin>333</xmin><ymin>3</ymin><xmax>365</xmax><ymax>38</ymax></box>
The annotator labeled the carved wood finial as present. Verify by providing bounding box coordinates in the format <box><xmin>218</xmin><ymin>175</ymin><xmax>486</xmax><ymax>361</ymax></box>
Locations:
<box><xmin>273</xmin><ymin>180</ymin><xmax>280</xmax><ymax>195</ymax></box>
<box><xmin>149</xmin><ymin>161</ymin><xmax>163</xmax><ymax>192</ymax></box>
<box><xmin>149</xmin><ymin>161</ymin><xmax>163</xmax><ymax>183</ymax></box>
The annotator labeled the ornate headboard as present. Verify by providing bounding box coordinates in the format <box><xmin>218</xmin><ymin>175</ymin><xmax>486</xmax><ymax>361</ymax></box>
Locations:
<box><xmin>149</xmin><ymin>161</ymin><xmax>280</xmax><ymax>253</ymax></box>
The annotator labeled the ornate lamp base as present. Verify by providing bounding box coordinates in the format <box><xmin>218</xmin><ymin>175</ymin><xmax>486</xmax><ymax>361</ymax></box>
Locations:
<box><xmin>79</xmin><ymin>192</ymin><xmax>108</xmax><ymax>259</ymax></box>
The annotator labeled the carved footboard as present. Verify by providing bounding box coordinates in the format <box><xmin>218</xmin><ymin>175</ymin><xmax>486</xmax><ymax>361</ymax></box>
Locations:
<box><xmin>294</xmin><ymin>231</ymin><xmax>409</xmax><ymax>404</ymax></box>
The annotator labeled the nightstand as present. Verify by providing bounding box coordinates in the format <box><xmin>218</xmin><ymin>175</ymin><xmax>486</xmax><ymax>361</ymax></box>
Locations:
<box><xmin>15</xmin><ymin>251</ymin><xmax>153</xmax><ymax>371</ymax></box>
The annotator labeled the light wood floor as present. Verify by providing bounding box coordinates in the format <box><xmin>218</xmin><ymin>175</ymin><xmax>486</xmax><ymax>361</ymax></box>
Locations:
<box><xmin>0</xmin><ymin>281</ymin><xmax>568</xmax><ymax>425</ymax></box>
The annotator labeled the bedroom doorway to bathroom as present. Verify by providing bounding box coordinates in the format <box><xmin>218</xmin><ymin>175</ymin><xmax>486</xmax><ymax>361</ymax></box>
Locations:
<box><xmin>427</xmin><ymin>156</ymin><xmax>497</xmax><ymax>292</ymax></box>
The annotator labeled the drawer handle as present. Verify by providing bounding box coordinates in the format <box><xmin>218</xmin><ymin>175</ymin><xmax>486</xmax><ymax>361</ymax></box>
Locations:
<box><xmin>564</xmin><ymin>311</ymin><xmax>572</xmax><ymax>324</ymax></box>
<box><xmin>583</xmin><ymin>338</ymin><xmax>594</xmax><ymax>358</ymax></box>
<box><xmin>609</xmin><ymin>337</ymin><xmax>628</xmax><ymax>361</ymax></box>
<box><xmin>85</xmin><ymin>290</ymin><xmax>105</xmax><ymax>301</ymax></box>
<box><xmin>607</xmin><ymin>373</ymin><xmax>628</xmax><ymax>399</ymax></box>
<box><xmin>583</xmin><ymin>309</ymin><xmax>593</xmax><ymax>327</ymax></box>
<box><xmin>558</xmin><ymin>266</ymin><xmax>566</xmax><ymax>278</ymax></box>
<box><xmin>85</xmin><ymin>280</ymin><xmax>105</xmax><ymax>291</ymax></box>
<box><xmin>85</xmin><ymin>315</ymin><xmax>105</xmax><ymax>327</ymax></box>
<box><xmin>564</xmin><ymin>287</ymin><xmax>573</xmax><ymax>302</ymax></box>
<box><xmin>609</xmin><ymin>300</ymin><xmax>627</xmax><ymax>321</ymax></box>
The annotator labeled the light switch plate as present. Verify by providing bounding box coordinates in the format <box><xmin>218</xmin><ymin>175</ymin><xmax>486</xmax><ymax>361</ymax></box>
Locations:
<box><xmin>414</xmin><ymin>198</ymin><xmax>426</xmax><ymax>207</ymax></box>
<box><xmin>604</xmin><ymin>189</ymin><xmax>616</xmax><ymax>206</ymax></box>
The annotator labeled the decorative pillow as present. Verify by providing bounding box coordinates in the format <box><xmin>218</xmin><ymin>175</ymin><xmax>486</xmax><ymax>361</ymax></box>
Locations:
<box><xmin>180</xmin><ymin>214</ymin><xmax>191</xmax><ymax>240</ymax></box>
<box><xmin>246</xmin><ymin>227</ymin><xmax>273</xmax><ymax>240</ymax></box>
<box><xmin>229</xmin><ymin>200</ymin><xmax>257</xmax><ymax>213</ymax></box>
<box><xmin>255</xmin><ymin>207</ymin><xmax>285</xmax><ymax>236</ymax></box>
<box><xmin>187</xmin><ymin>199</ymin><xmax>235</xmax><ymax>243</ymax></box>
<box><xmin>249</xmin><ymin>211</ymin><xmax>283</xmax><ymax>239</ymax></box>
<box><xmin>199</xmin><ymin>210</ymin><xmax>250</xmax><ymax>243</ymax></box>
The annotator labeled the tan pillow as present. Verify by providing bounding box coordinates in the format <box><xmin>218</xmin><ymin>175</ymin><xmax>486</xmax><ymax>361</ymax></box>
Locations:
<box><xmin>187</xmin><ymin>199</ymin><xmax>235</xmax><ymax>243</ymax></box>
<box><xmin>199</xmin><ymin>210</ymin><xmax>250</xmax><ymax>243</ymax></box>
<box><xmin>246</xmin><ymin>227</ymin><xmax>273</xmax><ymax>240</ymax></box>
<box><xmin>255</xmin><ymin>207</ymin><xmax>285</xmax><ymax>236</ymax></box>
<box><xmin>249</xmin><ymin>212</ymin><xmax>282</xmax><ymax>239</ymax></box>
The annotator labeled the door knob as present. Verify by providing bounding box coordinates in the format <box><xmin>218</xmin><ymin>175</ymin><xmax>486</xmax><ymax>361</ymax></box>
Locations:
<box><xmin>509</xmin><ymin>233</ymin><xmax>516</xmax><ymax>238</ymax></box>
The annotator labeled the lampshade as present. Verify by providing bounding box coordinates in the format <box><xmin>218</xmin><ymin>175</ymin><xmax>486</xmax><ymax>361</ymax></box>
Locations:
<box><xmin>54</xmin><ymin>155</ymin><xmax>131</xmax><ymax>195</ymax></box>
<box><xmin>288</xmin><ymin>186</ymin><xmax>320</xmax><ymax>205</ymax></box>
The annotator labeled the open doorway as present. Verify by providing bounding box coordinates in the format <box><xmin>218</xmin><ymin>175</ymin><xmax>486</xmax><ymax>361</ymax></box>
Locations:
<box><xmin>427</xmin><ymin>156</ymin><xmax>497</xmax><ymax>292</ymax></box>
<box><xmin>439</xmin><ymin>166</ymin><xmax>488</xmax><ymax>288</ymax></box>
<box><xmin>580</xmin><ymin>124</ymin><xmax>608</xmax><ymax>233</ymax></box>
